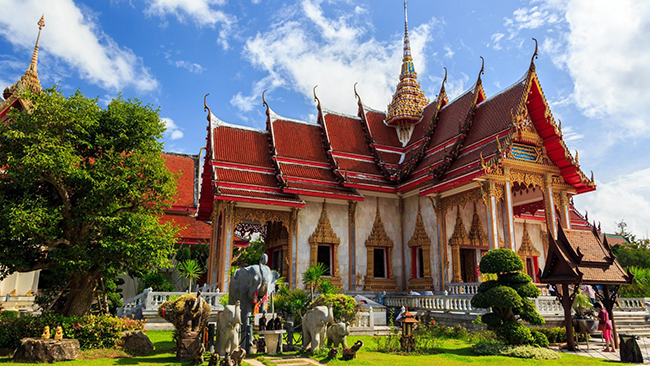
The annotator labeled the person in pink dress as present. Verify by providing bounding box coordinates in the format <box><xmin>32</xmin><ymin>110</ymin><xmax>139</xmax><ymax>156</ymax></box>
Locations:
<box><xmin>594</xmin><ymin>302</ymin><xmax>614</xmax><ymax>352</ymax></box>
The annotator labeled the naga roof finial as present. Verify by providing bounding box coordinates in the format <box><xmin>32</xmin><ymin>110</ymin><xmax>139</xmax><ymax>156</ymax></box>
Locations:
<box><xmin>313</xmin><ymin>85</ymin><xmax>321</xmax><ymax>107</ymax></box>
<box><xmin>531</xmin><ymin>38</ymin><xmax>539</xmax><ymax>65</ymax></box>
<box><xmin>262</xmin><ymin>89</ymin><xmax>270</xmax><ymax>116</ymax></box>
<box><xmin>203</xmin><ymin>93</ymin><xmax>212</xmax><ymax>122</ymax></box>
<box><xmin>443</xmin><ymin>67</ymin><xmax>448</xmax><ymax>85</ymax></box>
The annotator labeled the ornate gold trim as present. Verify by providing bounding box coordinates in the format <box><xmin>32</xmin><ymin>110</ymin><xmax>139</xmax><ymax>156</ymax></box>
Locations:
<box><xmin>364</xmin><ymin>202</ymin><xmax>397</xmax><ymax>291</ymax></box>
<box><xmin>449</xmin><ymin>206</ymin><xmax>469</xmax><ymax>283</ymax></box>
<box><xmin>468</xmin><ymin>203</ymin><xmax>488</xmax><ymax>247</ymax></box>
<box><xmin>233</xmin><ymin>208</ymin><xmax>291</xmax><ymax>230</ymax></box>
<box><xmin>406</xmin><ymin>202</ymin><xmax>433</xmax><ymax>289</ymax></box>
<box><xmin>518</xmin><ymin>222</ymin><xmax>540</xmax><ymax>276</ymax></box>
<box><xmin>308</xmin><ymin>202</ymin><xmax>342</xmax><ymax>287</ymax></box>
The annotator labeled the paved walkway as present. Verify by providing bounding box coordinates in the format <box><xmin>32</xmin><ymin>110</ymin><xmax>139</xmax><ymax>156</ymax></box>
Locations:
<box><xmin>556</xmin><ymin>336</ymin><xmax>650</xmax><ymax>363</ymax></box>
<box><xmin>244</xmin><ymin>355</ymin><xmax>324</xmax><ymax>366</ymax></box>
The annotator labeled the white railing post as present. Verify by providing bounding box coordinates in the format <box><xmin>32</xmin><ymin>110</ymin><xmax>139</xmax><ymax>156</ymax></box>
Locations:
<box><xmin>369</xmin><ymin>307</ymin><xmax>374</xmax><ymax>330</ymax></box>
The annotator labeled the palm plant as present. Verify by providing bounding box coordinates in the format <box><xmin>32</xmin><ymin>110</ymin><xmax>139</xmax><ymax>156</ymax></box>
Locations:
<box><xmin>177</xmin><ymin>259</ymin><xmax>205</xmax><ymax>291</ymax></box>
<box><xmin>302</xmin><ymin>262</ymin><xmax>327</xmax><ymax>301</ymax></box>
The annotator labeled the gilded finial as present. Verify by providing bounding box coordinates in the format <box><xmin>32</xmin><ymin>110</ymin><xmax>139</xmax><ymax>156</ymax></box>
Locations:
<box><xmin>203</xmin><ymin>93</ymin><xmax>212</xmax><ymax>122</ymax></box>
<box><xmin>479</xmin><ymin>56</ymin><xmax>485</xmax><ymax>76</ymax></box>
<box><xmin>480</xmin><ymin>152</ymin><xmax>487</xmax><ymax>170</ymax></box>
<box><xmin>531</xmin><ymin>38</ymin><xmax>539</xmax><ymax>65</ymax></box>
<box><xmin>443</xmin><ymin>67</ymin><xmax>448</xmax><ymax>85</ymax></box>
<box><xmin>354</xmin><ymin>82</ymin><xmax>360</xmax><ymax>100</ymax></box>
<box><xmin>574</xmin><ymin>150</ymin><xmax>579</xmax><ymax>165</ymax></box>
<box><xmin>590</xmin><ymin>170</ymin><xmax>594</xmax><ymax>182</ymax></box>
<box><xmin>495</xmin><ymin>136</ymin><xmax>502</xmax><ymax>153</ymax></box>
<box><xmin>27</xmin><ymin>15</ymin><xmax>45</xmax><ymax>75</ymax></box>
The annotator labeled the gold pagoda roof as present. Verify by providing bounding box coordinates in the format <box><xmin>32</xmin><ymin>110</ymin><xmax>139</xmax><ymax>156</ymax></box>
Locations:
<box><xmin>385</xmin><ymin>3</ymin><xmax>428</xmax><ymax>127</ymax></box>
<box><xmin>2</xmin><ymin>15</ymin><xmax>44</xmax><ymax>104</ymax></box>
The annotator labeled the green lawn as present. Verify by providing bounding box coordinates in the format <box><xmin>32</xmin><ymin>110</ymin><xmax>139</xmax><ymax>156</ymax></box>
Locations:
<box><xmin>0</xmin><ymin>331</ymin><xmax>627</xmax><ymax>365</ymax></box>
<box><xmin>312</xmin><ymin>336</ymin><xmax>625</xmax><ymax>366</ymax></box>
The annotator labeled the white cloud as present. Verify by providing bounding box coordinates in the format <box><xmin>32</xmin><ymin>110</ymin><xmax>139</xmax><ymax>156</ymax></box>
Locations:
<box><xmin>575</xmin><ymin>167</ymin><xmax>650</xmax><ymax>238</ymax></box>
<box><xmin>490</xmin><ymin>33</ymin><xmax>504</xmax><ymax>50</ymax></box>
<box><xmin>443</xmin><ymin>44</ymin><xmax>454</xmax><ymax>58</ymax></box>
<box><xmin>161</xmin><ymin>117</ymin><xmax>184</xmax><ymax>140</ymax></box>
<box><xmin>0</xmin><ymin>0</ymin><xmax>158</xmax><ymax>92</ymax></box>
<box><xmin>233</xmin><ymin>0</ymin><xmax>436</xmax><ymax>115</ymax></box>
<box><xmin>144</xmin><ymin>0</ymin><xmax>235</xmax><ymax>49</ymax></box>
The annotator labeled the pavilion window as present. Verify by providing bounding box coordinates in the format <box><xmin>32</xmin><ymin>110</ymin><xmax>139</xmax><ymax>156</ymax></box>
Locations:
<box><xmin>373</xmin><ymin>248</ymin><xmax>387</xmax><ymax>278</ymax></box>
<box><xmin>317</xmin><ymin>244</ymin><xmax>332</xmax><ymax>276</ymax></box>
<box><xmin>411</xmin><ymin>246</ymin><xmax>424</xmax><ymax>278</ymax></box>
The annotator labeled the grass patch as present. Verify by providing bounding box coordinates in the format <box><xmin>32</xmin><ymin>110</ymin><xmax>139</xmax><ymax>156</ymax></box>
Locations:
<box><xmin>0</xmin><ymin>330</ymin><xmax>630</xmax><ymax>366</ymax></box>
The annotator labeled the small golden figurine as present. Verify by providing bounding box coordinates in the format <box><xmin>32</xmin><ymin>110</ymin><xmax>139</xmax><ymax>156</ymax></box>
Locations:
<box><xmin>53</xmin><ymin>326</ymin><xmax>63</xmax><ymax>340</ymax></box>
<box><xmin>41</xmin><ymin>326</ymin><xmax>50</xmax><ymax>339</ymax></box>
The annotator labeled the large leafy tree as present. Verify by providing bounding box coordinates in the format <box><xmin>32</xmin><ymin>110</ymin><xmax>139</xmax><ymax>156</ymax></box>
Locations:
<box><xmin>0</xmin><ymin>87</ymin><xmax>179</xmax><ymax>316</ymax></box>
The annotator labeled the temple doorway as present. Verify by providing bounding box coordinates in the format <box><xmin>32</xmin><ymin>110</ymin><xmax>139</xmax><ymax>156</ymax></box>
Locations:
<box><xmin>460</xmin><ymin>248</ymin><xmax>477</xmax><ymax>283</ymax></box>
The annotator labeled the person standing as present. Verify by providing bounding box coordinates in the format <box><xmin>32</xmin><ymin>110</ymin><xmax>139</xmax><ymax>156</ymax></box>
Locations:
<box><xmin>594</xmin><ymin>303</ymin><xmax>614</xmax><ymax>352</ymax></box>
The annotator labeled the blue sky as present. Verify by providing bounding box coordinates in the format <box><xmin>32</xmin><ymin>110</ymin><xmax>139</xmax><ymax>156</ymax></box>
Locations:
<box><xmin>1</xmin><ymin>0</ymin><xmax>649</xmax><ymax>237</ymax></box>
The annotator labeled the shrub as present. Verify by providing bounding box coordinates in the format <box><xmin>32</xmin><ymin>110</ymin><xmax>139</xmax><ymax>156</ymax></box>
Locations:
<box><xmin>0</xmin><ymin>310</ymin><xmax>19</xmax><ymax>321</ymax></box>
<box><xmin>531</xmin><ymin>330</ymin><xmax>549</xmax><ymax>348</ymax></box>
<box><xmin>534</xmin><ymin>327</ymin><xmax>566</xmax><ymax>344</ymax></box>
<box><xmin>472</xmin><ymin>342</ymin><xmax>561</xmax><ymax>360</ymax></box>
<box><xmin>0</xmin><ymin>314</ymin><xmax>145</xmax><ymax>350</ymax></box>
<box><xmin>479</xmin><ymin>249</ymin><xmax>524</xmax><ymax>274</ymax></box>
<box><xmin>311</xmin><ymin>293</ymin><xmax>361</xmax><ymax>324</ymax></box>
<box><xmin>499</xmin><ymin>321</ymin><xmax>533</xmax><ymax>345</ymax></box>
<box><xmin>274</xmin><ymin>287</ymin><xmax>310</xmax><ymax>327</ymax></box>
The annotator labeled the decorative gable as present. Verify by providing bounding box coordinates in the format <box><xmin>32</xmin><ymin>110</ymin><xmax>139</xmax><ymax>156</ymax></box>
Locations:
<box><xmin>308</xmin><ymin>202</ymin><xmax>342</xmax><ymax>287</ymax></box>
<box><xmin>364</xmin><ymin>200</ymin><xmax>397</xmax><ymax>291</ymax></box>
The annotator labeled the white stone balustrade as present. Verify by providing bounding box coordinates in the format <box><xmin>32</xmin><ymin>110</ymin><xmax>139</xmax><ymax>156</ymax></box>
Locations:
<box><xmin>446</xmin><ymin>282</ymin><xmax>481</xmax><ymax>295</ymax></box>
<box><xmin>352</xmin><ymin>307</ymin><xmax>374</xmax><ymax>329</ymax></box>
<box><xmin>120</xmin><ymin>291</ymin><xmax>225</xmax><ymax>319</ymax></box>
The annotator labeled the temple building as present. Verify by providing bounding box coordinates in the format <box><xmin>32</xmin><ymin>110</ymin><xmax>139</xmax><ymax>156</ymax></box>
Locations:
<box><xmin>198</xmin><ymin>5</ymin><xmax>597</xmax><ymax>293</ymax></box>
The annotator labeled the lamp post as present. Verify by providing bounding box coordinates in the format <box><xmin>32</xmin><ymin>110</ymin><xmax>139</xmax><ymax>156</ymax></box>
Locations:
<box><xmin>400</xmin><ymin>308</ymin><xmax>419</xmax><ymax>352</ymax></box>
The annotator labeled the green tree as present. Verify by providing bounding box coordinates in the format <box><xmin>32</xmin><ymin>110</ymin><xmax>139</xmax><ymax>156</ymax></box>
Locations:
<box><xmin>471</xmin><ymin>249</ymin><xmax>545</xmax><ymax>346</ymax></box>
<box><xmin>0</xmin><ymin>87</ymin><xmax>179</xmax><ymax>316</ymax></box>
<box><xmin>177</xmin><ymin>259</ymin><xmax>205</xmax><ymax>291</ymax></box>
<box><xmin>302</xmin><ymin>262</ymin><xmax>327</xmax><ymax>301</ymax></box>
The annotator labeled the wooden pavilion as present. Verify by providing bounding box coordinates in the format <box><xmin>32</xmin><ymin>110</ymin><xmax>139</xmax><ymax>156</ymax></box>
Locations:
<box><xmin>538</xmin><ymin>224</ymin><xmax>633</xmax><ymax>350</ymax></box>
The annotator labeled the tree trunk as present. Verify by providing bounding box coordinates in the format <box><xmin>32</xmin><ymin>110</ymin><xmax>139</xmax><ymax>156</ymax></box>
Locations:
<box><xmin>60</xmin><ymin>272</ymin><xmax>101</xmax><ymax>316</ymax></box>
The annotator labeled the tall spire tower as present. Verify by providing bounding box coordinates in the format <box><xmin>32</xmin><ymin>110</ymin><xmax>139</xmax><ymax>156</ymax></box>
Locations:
<box><xmin>3</xmin><ymin>15</ymin><xmax>45</xmax><ymax>101</ymax></box>
<box><xmin>386</xmin><ymin>0</ymin><xmax>428</xmax><ymax>146</ymax></box>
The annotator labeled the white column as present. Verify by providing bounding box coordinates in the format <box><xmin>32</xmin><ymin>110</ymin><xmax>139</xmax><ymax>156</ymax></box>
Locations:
<box><xmin>504</xmin><ymin>180</ymin><xmax>516</xmax><ymax>250</ymax></box>
<box><xmin>544</xmin><ymin>174</ymin><xmax>557</xmax><ymax>239</ymax></box>
<box><xmin>486</xmin><ymin>181</ymin><xmax>499</xmax><ymax>250</ymax></box>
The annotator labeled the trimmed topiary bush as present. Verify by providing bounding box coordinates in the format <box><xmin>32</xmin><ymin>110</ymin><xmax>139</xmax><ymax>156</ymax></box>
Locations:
<box><xmin>531</xmin><ymin>330</ymin><xmax>549</xmax><ymax>347</ymax></box>
<box><xmin>311</xmin><ymin>293</ymin><xmax>361</xmax><ymax>323</ymax></box>
<box><xmin>471</xmin><ymin>248</ymin><xmax>545</xmax><ymax>346</ymax></box>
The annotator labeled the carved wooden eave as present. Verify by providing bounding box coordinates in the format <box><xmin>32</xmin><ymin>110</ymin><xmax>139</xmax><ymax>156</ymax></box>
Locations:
<box><xmin>364</xmin><ymin>202</ymin><xmax>397</xmax><ymax>291</ymax></box>
<box><xmin>468</xmin><ymin>203</ymin><xmax>488</xmax><ymax>247</ymax></box>
<box><xmin>308</xmin><ymin>202</ymin><xmax>342</xmax><ymax>287</ymax></box>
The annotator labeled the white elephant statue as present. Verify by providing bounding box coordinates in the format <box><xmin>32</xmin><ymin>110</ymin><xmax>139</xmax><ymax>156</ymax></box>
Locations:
<box><xmin>216</xmin><ymin>300</ymin><xmax>241</xmax><ymax>356</ymax></box>
<box><xmin>302</xmin><ymin>304</ymin><xmax>334</xmax><ymax>352</ymax></box>
<box><xmin>326</xmin><ymin>322</ymin><xmax>350</xmax><ymax>349</ymax></box>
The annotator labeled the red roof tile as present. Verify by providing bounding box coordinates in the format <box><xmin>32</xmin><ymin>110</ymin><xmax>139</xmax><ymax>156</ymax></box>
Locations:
<box><xmin>215</xmin><ymin>168</ymin><xmax>279</xmax><ymax>188</ymax></box>
<box><xmin>160</xmin><ymin>213</ymin><xmax>211</xmax><ymax>240</ymax></box>
<box><xmin>272</xmin><ymin>119</ymin><xmax>329</xmax><ymax>162</ymax></box>
<box><xmin>213</xmin><ymin>126</ymin><xmax>272</xmax><ymax>167</ymax></box>
<box><xmin>365</xmin><ymin>109</ymin><xmax>401</xmax><ymax>147</ymax></box>
<box><xmin>323</xmin><ymin>113</ymin><xmax>373</xmax><ymax>156</ymax></box>
<box><xmin>337</xmin><ymin>158</ymin><xmax>385</xmax><ymax>176</ymax></box>
<box><xmin>278</xmin><ymin>163</ymin><xmax>335</xmax><ymax>182</ymax></box>
<box><xmin>163</xmin><ymin>153</ymin><xmax>196</xmax><ymax>207</ymax></box>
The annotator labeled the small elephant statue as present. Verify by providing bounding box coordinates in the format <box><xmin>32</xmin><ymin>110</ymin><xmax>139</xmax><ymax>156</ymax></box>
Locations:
<box><xmin>302</xmin><ymin>304</ymin><xmax>334</xmax><ymax>352</ymax></box>
<box><xmin>326</xmin><ymin>322</ymin><xmax>350</xmax><ymax>349</ymax></box>
<box><xmin>216</xmin><ymin>300</ymin><xmax>242</xmax><ymax>356</ymax></box>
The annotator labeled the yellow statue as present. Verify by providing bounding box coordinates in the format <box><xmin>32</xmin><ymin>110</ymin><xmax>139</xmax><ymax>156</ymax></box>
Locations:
<box><xmin>25</xmin><ymin>289</ymin><xmax>34</xmax><ymax>296</ymax></box>
<box><xmin>53</xmin><ymin>326</ymin><xmax>63</xmax><ymax>341</ymax></box>
<box><xmin>41</xmin><ymin>326</ymin><xmax>50</xmax><ymax>339</ymax></box>
<box><xmin>9</xmin><ymin>289</ymin><xmax>17</xmax><ymax>297</ymax></box>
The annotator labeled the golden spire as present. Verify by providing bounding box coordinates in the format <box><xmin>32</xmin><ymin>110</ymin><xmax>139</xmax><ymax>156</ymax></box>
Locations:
<box><xmin>386</xmin><ymin>0</ymin><xmax>428</xmax><ymax>143</ymax></box>
<box><xmin>2</xmin><ymin>15</ymin><xmax>44</xmax><ymax>101</ymax></box>
<box><xmin>27</xmin><ymin>15</ymin><xmax>45</xmax><ymax>75</ymax></box>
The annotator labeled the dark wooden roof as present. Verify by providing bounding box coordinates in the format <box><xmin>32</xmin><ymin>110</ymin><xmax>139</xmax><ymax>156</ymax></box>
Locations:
<box><xmin>538</xmin><ymin>225</ymin><xmax>633</xmax><ymax>285</ymax></box>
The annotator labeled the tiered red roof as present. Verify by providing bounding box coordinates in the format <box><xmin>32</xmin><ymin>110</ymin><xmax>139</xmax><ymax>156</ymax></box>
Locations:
<box><xmin>199</xmin><ymin>45</ymin><xmax>595</xmax><ymax>208</ymax></box>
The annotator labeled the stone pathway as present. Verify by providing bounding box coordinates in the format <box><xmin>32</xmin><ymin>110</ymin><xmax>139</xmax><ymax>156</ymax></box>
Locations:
<box><xmin>244</xmin><ymin>355</ymin><xmax>324</xmax><ymax>366</ymax></box>
<box><xmin>556</xmin><ymin>336</ymin><xmax>650</xmax><ymax>364</ymax></box>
